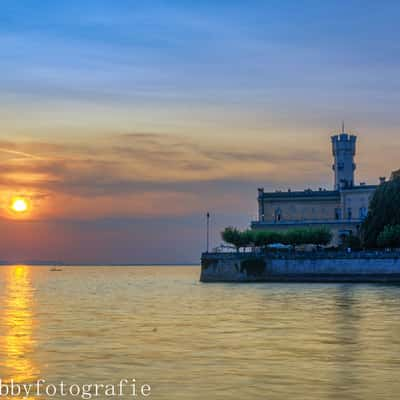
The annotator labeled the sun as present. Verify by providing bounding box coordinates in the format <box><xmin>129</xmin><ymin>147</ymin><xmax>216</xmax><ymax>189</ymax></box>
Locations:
<box><xmin>11</xmin><ymin>198</ymin><xmax>29</xmax><ymax>213</ymax></box>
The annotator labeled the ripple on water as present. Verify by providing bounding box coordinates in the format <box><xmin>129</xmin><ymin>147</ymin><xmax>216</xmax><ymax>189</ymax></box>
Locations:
<box><xmin>0</xmin><ymin>266</ymin><xmax>400</xmax><ymax>399</ymax></box>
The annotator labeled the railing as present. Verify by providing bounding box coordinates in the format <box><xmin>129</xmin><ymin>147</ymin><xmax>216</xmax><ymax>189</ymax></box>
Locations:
<box><xmin>251</xmin><ymin>219</ymin><xmax>364</xmax><ymax>225</ymax></box>
<box><xmin>203</xmin><ymin>249</ymin><xmax>400</xmax><ymax>260</ymax></box>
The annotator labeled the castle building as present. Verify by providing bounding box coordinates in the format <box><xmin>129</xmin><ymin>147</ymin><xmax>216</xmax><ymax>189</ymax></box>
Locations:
<box><xmin>251</xmin><ymin>126</ymin><xmax>379</xmax><ymax>245</ymax></box>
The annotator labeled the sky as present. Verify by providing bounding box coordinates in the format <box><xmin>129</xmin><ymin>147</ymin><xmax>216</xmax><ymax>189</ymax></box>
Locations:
<box><xmin>1</xmin><ymin>0</ymin><xmax>400</xmax><ymax>264</ymax></box>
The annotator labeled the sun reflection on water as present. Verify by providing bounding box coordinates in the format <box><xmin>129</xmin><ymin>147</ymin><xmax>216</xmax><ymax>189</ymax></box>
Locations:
<box><xmin>1</xmin><ymin>265</ymin><xmax>39</xmax><ymax>384</ymax></box>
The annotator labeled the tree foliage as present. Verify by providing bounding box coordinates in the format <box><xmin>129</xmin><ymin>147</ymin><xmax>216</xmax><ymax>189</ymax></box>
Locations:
<box><xmin>341</xmin><ymin>233</ymin><xmax>362</xmax><ymax>250</ymax></box>
<box><xmin>221</xmin><ymin>226</ymin><xmax>245</xmax><ymax>251</ymax></box>
<box><xmin>221</xmin><ymin>227</ymin><xmax>254</xmax><ymax>251</ymax></box>
<box><xmin>377</xmin><ymin>225</ymin><xmax>400</xmax><ymax>249</ymax></box>
<box><xmin>361</xmin><ymin>175</ymin><xmax>400</xmax><ymax>248</ymax></box>
<box><xmin>253</xmin><ymin>230</ymin><xmax>282</xmax><ymax>247</ymax></box>
<box><xmin>281</xmin><ymin>228</ymin><xmax>332</xmax><ymax>247</ymax></box>
<box><xmin>221</xmin><ymin>227</ymin><xmax>332</xmax><ymax>250</ymax></box>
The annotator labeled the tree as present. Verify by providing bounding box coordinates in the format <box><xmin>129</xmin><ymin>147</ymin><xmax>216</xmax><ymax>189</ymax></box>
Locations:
<box><xmin>341</xmin><ymin>233</ymin><xmax>362</xmax><ymax>250</ymax></box>
<box><xmin>221</xmin><ymin>227</ymin><xmax>242</xmax><ymax>252</ymax></box>
<box><xmin>377</xmin><ymin>225</ymin><xmax>400</xmax><ymax>249</ymax></box>
<box><xmin>361</xmin><ymin>175</ymin><xmax>400</xmax><ymax>248</ymax></box>
<box><xmin>309</xmin><ymin>227</ymin><xmax>333</xmax><ymax>246</ymax></box>
<box><xmin>283</xmin><ymin>227</ymin><xmax>332</xmax><ymax>247</ymax></box>
<box><xmin>241</xmin><ymin>229</ymin><xmax>255</xmax><ymax>249</ymax></box>
<box><xmin>221</xmin><ymin>227</ymin><xmax>253</xmax><ymax>252</ymax></box>
<box><xmin>221</xmin><ymin>227</ymin><xmax>332</xmax><ymax>250</ymax></box>
<box><xmin>253</xmin><ymin>230</ymin><xmax>283</xmax><ymax>247</ymax></box>
<box><xmin>284</xmin><ymin>229</ymin><xmax>303</xmax><ymax>247</ymax></box>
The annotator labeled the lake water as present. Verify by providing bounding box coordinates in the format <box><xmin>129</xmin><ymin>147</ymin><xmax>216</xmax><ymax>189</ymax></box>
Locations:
<box><xmin>0</xmin><ymin>265</ymin><xmax>400</xmax><ymax>399</ymax></box>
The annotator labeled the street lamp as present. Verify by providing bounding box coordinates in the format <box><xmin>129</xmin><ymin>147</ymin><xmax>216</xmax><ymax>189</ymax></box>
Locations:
<box><xmin>206</xmin><ymin>212</ymin><xmax>210</xmax><ymax>253</ymax></box>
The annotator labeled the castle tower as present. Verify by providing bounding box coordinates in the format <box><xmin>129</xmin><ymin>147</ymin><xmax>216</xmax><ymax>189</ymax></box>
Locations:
<box><xmin>331</xmin><ymin>123</ymin><xmax>356</xmax><ymax>190</ymax></box>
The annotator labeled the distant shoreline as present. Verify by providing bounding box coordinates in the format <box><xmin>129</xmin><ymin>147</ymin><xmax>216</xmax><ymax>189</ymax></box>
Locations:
<box><xmin>0</xmin><ymin>263</ymin><xmax>200</xmax><ymax>267</ymax></box>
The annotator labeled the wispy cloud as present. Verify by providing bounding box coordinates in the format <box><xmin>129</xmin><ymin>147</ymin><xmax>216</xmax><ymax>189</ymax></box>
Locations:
<box><xmin>0</xmin><ymin>132</ymin><xmax>330</xmax><ymax>219</ymax></box>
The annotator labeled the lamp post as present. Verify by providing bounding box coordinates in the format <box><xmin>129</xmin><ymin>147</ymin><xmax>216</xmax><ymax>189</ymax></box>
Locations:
<box><xmin>206</xmin><ymin>212</ymin><xmax>210</xmax><ymax>253</ymax></box>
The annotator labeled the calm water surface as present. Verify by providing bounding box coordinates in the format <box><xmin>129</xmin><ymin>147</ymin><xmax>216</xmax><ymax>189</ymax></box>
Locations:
<box><xmin>0</xmin><ymin>265</ymin><xmax>400</xmax><ymax>399</ymax></box>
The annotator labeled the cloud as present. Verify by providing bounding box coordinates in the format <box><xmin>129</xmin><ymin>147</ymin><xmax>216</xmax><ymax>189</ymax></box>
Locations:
<box><xmin>0</xmin><ymin>131</ymin><xmax>331</xmax><ymax>221</ymax></box>
<box><xmin>0</xmin><ymin>132</ymin><xmax>328</xmax><ymax>188</ymax></box>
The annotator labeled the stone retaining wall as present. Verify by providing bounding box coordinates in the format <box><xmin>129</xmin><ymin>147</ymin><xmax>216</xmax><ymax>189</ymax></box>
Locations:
<box><xmin>200</xmin><ymin>252</ymin><xmax>400</xmax><ymax>283</ymax></box>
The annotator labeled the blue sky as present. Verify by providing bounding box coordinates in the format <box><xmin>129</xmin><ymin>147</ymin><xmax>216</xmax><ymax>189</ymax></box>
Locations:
<box><xmin>2</xmin><ymin>0</ymin><xmax>400</xmax><ymax>112</ymax></box>
<box><xmin>0</xmin><ymin>1</ymin><xmax>400</xmax><ymax>263</ymax></box>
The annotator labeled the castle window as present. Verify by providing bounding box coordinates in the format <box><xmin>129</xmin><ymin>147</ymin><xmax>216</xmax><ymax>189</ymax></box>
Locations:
<box><xmin>274</xmin><ymin>208</ymin><xmax>282</xmax><ymax>223</ymax></box>
<box><xmin>359</xmin><ymin>207</ymin><xmax>367</xmax><ymax>219</ymax></box>
<box><xmin>347</xmin><ymin>208</ymin><xmax>352</xmax><ymax>220</ymax></box>
<box><xmin>335</xmin><ymin>208</ymin><xmax>341</xmax><ymax>220</ymax></box>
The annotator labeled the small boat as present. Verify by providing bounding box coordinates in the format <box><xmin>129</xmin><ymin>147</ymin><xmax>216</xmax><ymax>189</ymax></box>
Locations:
<box><xmin>49</xmin><ymin>267</ymin><xmax>63</xmax><ymax>272</ymax></box>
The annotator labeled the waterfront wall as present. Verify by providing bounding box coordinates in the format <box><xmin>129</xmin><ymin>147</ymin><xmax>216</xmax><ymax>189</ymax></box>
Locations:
<box><xmin>201</xmin><ymin>252</ymin><xmax>400</xmax><ymax>283</ymax></box>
